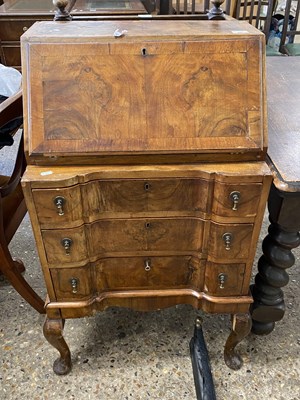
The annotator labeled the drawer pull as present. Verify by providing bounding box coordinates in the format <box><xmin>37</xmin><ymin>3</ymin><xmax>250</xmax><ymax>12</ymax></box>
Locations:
<box><xmin>54</xmin><ymin>196</ymin><xmax>66</xmax><ymax>216</ymax></box>
<box><xmin>61</xmin><ymin>238</ymin><xmax>72</xmax><ymax>255</ymax></box>
<box><xmin>222</xmin><ymin>233</ymin><xmax>232</xmax><ymax>251</ymax></box>
<box><xmin>218</xmin><ymin>273</ymin><xmax>227</xmax><ymax>289</ymax></box>
<box><xmin>70</xmin><ymin>277</ymin><xmax>79</xmax><ymax>294</ymax></box>
<box><xmin>230</xmin><ymin>191</ymin><xmax>241</xmax><ymax>211</ymax></box>
<box><xmin>144</xmin><ymin>259</ymin><xmax>151</xmax><ymax>271</ymax></box>
<box><xmin>23</xmin><ymin>26</ymin><xmax>28</xmax><ymax>32</ymax></box>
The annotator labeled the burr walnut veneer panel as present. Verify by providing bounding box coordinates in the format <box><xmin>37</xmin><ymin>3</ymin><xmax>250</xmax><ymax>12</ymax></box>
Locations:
<box><xmin>21</xmin><ymin>19</ymin><xmax>267</xmax><ymax>164</ymax></box>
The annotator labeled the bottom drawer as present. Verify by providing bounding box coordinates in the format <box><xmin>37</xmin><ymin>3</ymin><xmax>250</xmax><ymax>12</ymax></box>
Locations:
<box><xmin>95</xmin><ymin>256</ymin><xmax>204</xmax><ymax>290</ymax></box>
<box><xmin>50</xmin><ymin>259</ymin><xmax>246</xmax><ymax>301</ymax></box>
<box><xmin>204</xmin><ymin>262</ymin><xmax>246</xmax><ymax>296</ymax></box>
<box><xmin>50</xmin><ymin>256</ymin><xmax>205</xmax><ymax>301</ymax></box>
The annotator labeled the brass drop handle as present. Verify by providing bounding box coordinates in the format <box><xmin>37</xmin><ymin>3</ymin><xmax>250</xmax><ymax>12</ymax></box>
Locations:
<box><xmin>144</xmin><ymin>259</ymin><xmax>151</xmax><ymax>272</ymax></box>
<box><xmin>218</xmin><ymin>273</ymin><xmax>227</xmax><ymax>289</ymax></box>
<box><xmin>54</xmin><ymin>196</ymin><xmax>65</xmax><ymax>216</ymax></box>
<box><xmin>70</xmin><ymin>277</ymin><xmax>79</xmax><ymax>293</ymax></box>
<box><xmin>222</xmin><ymin>233</ymin><xmax>232</xmax><ymax>251</ymax></box>
<box><xmin>61</xmin><ymin>238</ymin><xmax>72</xmax><ymax>255</ymax></box>
<box><xmin>230</xmin><ymin>191</ymin><xmax>241</xmax><ymax>211</ymax></box>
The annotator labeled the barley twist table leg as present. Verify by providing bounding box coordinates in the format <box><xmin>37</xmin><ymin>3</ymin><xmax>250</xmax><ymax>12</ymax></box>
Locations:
<box><xmin>251</xmin><ymin>185</ymin><xmax>300</xmax><ymax>335</ymax></box>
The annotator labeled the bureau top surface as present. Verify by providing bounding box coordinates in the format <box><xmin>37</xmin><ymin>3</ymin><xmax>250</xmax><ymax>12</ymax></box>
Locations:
<box><xmin>21</xmin><ymin>19</ymin><xmax>267</xmax><ymax>164</ymax></box>
<box><xmin>21</xmin><ymin>19</ymin><xmax>264</xmax><ymax>42</ymax></box>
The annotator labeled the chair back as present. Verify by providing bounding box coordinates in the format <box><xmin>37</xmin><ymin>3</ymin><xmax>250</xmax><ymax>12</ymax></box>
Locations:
<box><xmin>279</xmin><ymin>0</ymin><xmax>300</xmax><ymax>54</ymax></box>
<box><xmin>0</xmin><ymin>90</ymin><xmax>25</xmax><ymax>243</ymax></box>
<box><xmin>173</xmin><ymin>0</ymin><xmax>198</xmax><ymax>14</ymax></box>
<box><xmin>160</xmin><ymin>0</ymin><xmax>231</xmax><ymax>15</ymax></box>
<box><xmin>233</xmin><ymin>0</ymin><xmax>275</xmax><ymax>39</ymax></box>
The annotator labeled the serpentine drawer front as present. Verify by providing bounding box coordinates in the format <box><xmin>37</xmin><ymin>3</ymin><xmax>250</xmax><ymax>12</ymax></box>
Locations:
<box><xmin>23</xmin><ymin>162</ymin><xmax>271</xmax><ymax>310</ymax></box>
<box><xmin>50</xmin><ymin>256</ymin><xmax>205</xmax><ymax>302</ymax></box>
<box><xmin>41</xmin><ymin>217</ymin><xmax>205</xmax><ymax>265</ymax></box>
<box><xmin>21</xmin><ymin>19</ymin><xmax>272</xmax><ymax>374</ymax></box>
<box><xmin>32</xmin><ymin>177</ymin><xmax>211</xmax><ymax>228</ymax></box>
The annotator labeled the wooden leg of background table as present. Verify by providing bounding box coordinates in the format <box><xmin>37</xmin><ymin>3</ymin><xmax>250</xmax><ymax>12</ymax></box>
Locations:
<box><xmin>0</xmin><ymin>241</ymin><xmax>45</xmax><ymax>314</ymax></box>
<box><xmin>251</xmin><ymin>223</ymin><xmax>300</xmax><ymax>334</ymax></box>
<box><xmin>251</xmin><ymin>185</ymin><xmax>300</xmax><ymax>335</ymax></box>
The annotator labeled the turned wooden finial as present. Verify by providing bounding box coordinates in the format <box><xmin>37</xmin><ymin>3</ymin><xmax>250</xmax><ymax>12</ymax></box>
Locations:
<box><xmin>53</xmin><ymin>0</ymin><xmax>72</xmax><ymax>21</ymax></box>
<box><xmin>207</xmin><ymin>0</ymin><xmax>226</xmax><ymax>20</ymax></box>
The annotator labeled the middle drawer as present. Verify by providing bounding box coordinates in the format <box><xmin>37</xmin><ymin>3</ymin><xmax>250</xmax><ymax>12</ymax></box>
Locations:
<box><xmin>41</xmin><ymin>217</ymin><xmax>205</xmax><ymax>266</ymax></box>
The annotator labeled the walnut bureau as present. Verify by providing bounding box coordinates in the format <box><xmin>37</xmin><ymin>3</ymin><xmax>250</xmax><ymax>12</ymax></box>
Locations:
<box><xmin>20</xmin><ymin>19</ymin><xmax>272</xmax><ymax>375</ymax></box>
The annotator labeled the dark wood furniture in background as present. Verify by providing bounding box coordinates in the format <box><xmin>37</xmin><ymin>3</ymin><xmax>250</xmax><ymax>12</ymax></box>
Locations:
<box><xmin>0</xmin><ymin>0</ymin><xmax>147</xmax><ymax>69</ymax></box>
<box><xmin>251</xmin><ymin>56</ymin><xmax>300</xmax><ymax>334</ymax></box>
<box><xmin>0</xmin><ymin>90</ymin><xmax>44</xmax><ymax>313</ymax></box>
<box><xmin>233</xmin><ymin>0</ymin><xmax>274</xmax><ymax>33</ymax></box>
<box><xmin>279</xmin><ymin>0</ymin><xmax>300</xmax><ymax>55</ymax></box>
<box><xmin>158</xmin><ymin>0</ymin><xmax>232</xmax><ymax>15</ymax></box>
<box><xmin>233</xmin><ymin>0</ymin><xmax>280</xmax><ymax>56</ymax></box>
<box><xmin>0</xmin><ymin>0</ymin><xmax>236</xmax><ymax>70</ymax></box>
<box><xmin>21</xmin><ymin>18</ymin><xmax>272</xmax><ymax>375</ymax></box>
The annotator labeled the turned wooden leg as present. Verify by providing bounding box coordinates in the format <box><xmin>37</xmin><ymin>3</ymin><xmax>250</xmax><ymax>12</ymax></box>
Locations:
<box><xmin>251</xmin><ymin>224</ymin><xmax>299</xmax><ymax>335</ymax></box>
<box><xmin>251</xmin><ymin>186</ymin><xmax>300</xmax><ymax>335</ymax></box>
<box><xmin>224</xmin><ymin>312</ymin><xmax>251</xmax><ymax>370</ymax></box>
<box><xmin>43</xmin><ymin>317</ymin><xmax>72</xmax><ymax>375</ymax></box>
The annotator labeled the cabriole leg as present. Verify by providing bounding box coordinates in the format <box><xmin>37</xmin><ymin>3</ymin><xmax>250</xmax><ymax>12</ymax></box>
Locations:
<box><xmin>224</xmin><ymin>312</ymin><xmax>251</xmax><ymax>370</ymax></box>
<box><xmin>43</xmin><ymin>316</ymin><xmax>71</xmax><ymax>375</ymax></box>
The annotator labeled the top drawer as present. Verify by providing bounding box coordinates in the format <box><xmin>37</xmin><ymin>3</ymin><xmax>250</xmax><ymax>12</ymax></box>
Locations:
<box><xmin>21</xmin><ymin>20</ymin><xmax>267</xmax><ymax>164</ymax></box>
<box><xmin>32</xmin><ymin>177</ymin><xmax>211</xmax><ymax>228</ymax></box>
<box><xmin>24</xmin><ymin>162</ymin><xmax>271</xmax><ymax>228</ymax></box>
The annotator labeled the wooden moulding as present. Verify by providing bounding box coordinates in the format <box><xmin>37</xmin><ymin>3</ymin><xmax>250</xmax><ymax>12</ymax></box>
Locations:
<box><xmin>45</xmin><ymin>289</ymin><xmax>253</xmax><ymax>317</ymax></box>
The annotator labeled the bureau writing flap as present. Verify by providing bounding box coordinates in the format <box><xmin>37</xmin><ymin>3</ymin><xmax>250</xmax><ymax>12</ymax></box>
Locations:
<box><xmin>21</xmin><ymin>19</ymin><xmax>267</xmax><ymax>163</ymax></box>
